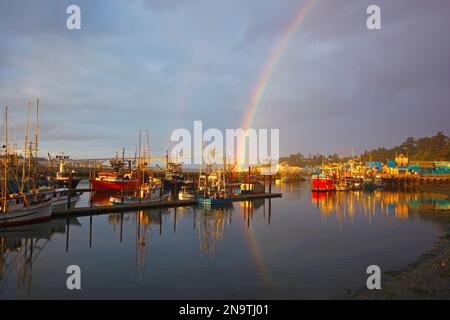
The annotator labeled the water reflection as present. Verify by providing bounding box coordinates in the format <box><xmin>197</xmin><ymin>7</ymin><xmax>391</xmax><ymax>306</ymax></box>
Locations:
<box><xmin>311</xmin><ymin>190</ymin><xmax>450</xmax><ymax>226</ymax></box>
<box><xmin>0</xmin><ymin>183</ymin><xmax>448</xmax><ymax>299</ymax></box>
<box><xmin>0</xmin><ymin>218</ymin><xmax>81</xmax><ymax>295</ymax></box>
<box><xmin>195</xmin><ymin>208</ymin><xmax>230</xmax><ymax>258</ymax></box>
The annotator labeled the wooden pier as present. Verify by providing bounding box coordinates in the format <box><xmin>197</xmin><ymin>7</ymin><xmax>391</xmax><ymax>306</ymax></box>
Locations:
<box><xmin>52</xmin><ymin>192</ymin><xmax>282</xmax><ymax>218</ymax></box>
<box><xmin>381</xmin><ymin>173</ymin><xmax>450</xmax><ymax>188</ymax></box>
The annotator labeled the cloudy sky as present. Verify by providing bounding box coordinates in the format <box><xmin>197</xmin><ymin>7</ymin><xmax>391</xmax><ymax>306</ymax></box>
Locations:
<box><xmin>0</xmin><ymin>0</ymin><xmax>449</xmax><ymax>159</ymax></box>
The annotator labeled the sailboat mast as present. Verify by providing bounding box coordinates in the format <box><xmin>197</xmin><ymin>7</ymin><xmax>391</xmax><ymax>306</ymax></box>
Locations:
<box><xmin>3</xmin><ymin>107</ymin><xmax>8</xmax><ymax>213</ymax></box>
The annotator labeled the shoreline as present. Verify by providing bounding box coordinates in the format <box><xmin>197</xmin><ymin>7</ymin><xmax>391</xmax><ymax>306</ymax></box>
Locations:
<box><xmin>350</xmin><ymin>184</ymin><xmax>450</xmax><ymax>299</ymax></box>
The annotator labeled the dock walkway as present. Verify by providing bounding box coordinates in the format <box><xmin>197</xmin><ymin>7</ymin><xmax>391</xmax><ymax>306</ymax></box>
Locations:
<box><xmin>53</xmin><ymin>193</ymin><xmax>282</xmax><ymax>218</ymax></box>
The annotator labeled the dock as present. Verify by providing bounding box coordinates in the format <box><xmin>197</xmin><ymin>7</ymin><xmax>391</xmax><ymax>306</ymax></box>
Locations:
<box><xmin>52</xmin><ymin>193</ymin><xmax>282</xmax><ymax>218</ymax></box>
<box><xmin>381</xmin><ymin>173</ymin><xmax>450</xmax><ymax>188</ymax></box>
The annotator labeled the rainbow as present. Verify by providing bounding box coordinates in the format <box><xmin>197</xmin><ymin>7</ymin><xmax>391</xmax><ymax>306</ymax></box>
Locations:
<box><xmin>236</xmin><ymin>0</ymin><xmax>318</xmax><ymax>289</ymax></box>
<box><xmin>240</xmin><ymin>201</ymin><xmax>275</xmax><ymax>289</ymax></box>
<box><xmin>238</xmin><ymin>0</ymin><xmax>317</xmax><ymax>164</ymax></box>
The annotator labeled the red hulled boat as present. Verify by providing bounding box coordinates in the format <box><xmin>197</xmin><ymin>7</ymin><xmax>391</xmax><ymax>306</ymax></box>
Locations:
<box><xmin>91</xmin><ymin>172</ymin><xmax>139</xmax><ymax>191</ymax></box>
<box><xmin>311</xmin><ymin>174</ymin><xmax>335</xmax><ymax>192</ymax></box>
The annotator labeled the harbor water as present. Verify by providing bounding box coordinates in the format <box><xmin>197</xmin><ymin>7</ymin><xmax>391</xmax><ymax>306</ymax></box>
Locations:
<box><xmin>0</xmin><ymin>181</ymin><xmax>447</xmax><ymax>299</ymax></box>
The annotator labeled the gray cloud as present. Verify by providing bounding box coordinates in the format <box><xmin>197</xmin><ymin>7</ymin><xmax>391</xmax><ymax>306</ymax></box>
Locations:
<box><xmin>0</xmin><ymin>0</ymin><xmax>449</xmax><ymax>158</ymax></box>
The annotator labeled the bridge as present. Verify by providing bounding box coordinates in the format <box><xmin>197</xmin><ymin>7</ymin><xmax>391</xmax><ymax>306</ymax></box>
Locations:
<box><xmin>42</xmin><ymin>156</ymin><xmax>168</xmax><ymax>169</ymax></box>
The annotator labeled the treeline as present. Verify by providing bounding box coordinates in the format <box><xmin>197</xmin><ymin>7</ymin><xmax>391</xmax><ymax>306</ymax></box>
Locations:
<box><xmin>280</xmin><ymin>132</ymin><xmax>449</xmax><ymax>166</ymax></box>
<box><xmin>360</xmin><ymin>132</ymin><xmax>449</xmax><ymax>162</ymax></box>
<box><xmin>279</xmin><ymin>153</ymin><xmax>351</xmax><ymax>167</ymax></box>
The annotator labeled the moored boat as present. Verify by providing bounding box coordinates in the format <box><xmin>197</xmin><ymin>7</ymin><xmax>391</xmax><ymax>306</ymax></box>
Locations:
<box><xmin>335</xmin><ymin>181</ymin><xmax>349</xmax><ymax>191</ymax></box>
<box><xmin>52</xmin><ymin>153</ymin><xmax>81</xmax><ymax>189</ymax></box>
<box><xmin>162</xmin><ymin>162</ymin><xmax>185</xmax><ymax>191</ymax></box>
<box><xmin>198</xmin><ymin>195</ymin><xmax>233</xmax><ymax>207</ymax></box>
<box><xmin>38</xmin><ymin>187</ymin><xmax>81</xmax><ymax>210</ymax></box>
<box><xmin>1</xmin><ymin>195</ymin><xmax>53</xmax><ymax>228</ymax></box>
<box><xmin>110</xmin><ymin>183</ymin><xmax>169</xmax><ymax>205</ymax></box>
<box><xmin>92</xmin><ymin>172</ymin><xmax>139</xmax><ymax>191</ymax></box>
<box><xmin>178</xmin><ymin>186</ymin><xmax>196</xmax><ymax>200</ymax></box>
<box><xmin>311</xmin><ymin>174</ymin><xmax>335</xmax><ymax>192</ymax></box>
<box><xmin>374</xmin><ymin>176</ymin><xmax>386</xmax><ymax>189</ymax></box>
<box><xmin>1</xmin><ymin>106</ymin><xmax>54</xmax><ymax>228</ymax></box>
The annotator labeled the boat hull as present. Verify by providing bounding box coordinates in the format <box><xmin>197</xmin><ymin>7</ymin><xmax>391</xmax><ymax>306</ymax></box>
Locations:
<box><xmin>311</xmin><ymin>175</ymin><xmax>335</xmax><ymax>192</ymax></box>
<box><xmin>198</xmin><ymin>197</ymin><xmax>233</xmax><ymax>207</ymax></box>
<box><xmin>0</xmin><ymin>203</ymin><xmax>53</xmax><ymax>228</ymax></box>
<box><xmin>178</xmin><ymin>192</ymin><xmax>196</xmax><ymax>200</ymax></box>
<box><xmin>91</xmin><ymin>179</ymin><xmax>139</xmax><ymax>191</ymax></box>
<box><xmin>110</xmin><ymin>193</ymin><xmax>170</xmax><ymax>205</ymax></box>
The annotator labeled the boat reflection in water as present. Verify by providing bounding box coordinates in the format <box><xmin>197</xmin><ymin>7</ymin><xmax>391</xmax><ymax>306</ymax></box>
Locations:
<box><xmin>0</xmin><ymin>218</ymin><xmax>81</xmax><ymax>295</ymax></box>
<box><xmin>311</xmin><ymin>189</ymin><xmax>450</xmax><ymax>226</ymax></box>
<box><xmin>0</xmin><ymin>182</ymin><xmax>448</xmax><ymax>299</ymax></box>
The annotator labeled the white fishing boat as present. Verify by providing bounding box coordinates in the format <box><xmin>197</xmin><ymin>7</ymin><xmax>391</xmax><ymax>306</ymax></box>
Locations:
<box><xmin>38</xmin><ymin>187</ymin><xmax>81</xmax><ymax>210</ymax></box>
<box><xmin>1</xmin><ymin>104</ymin><xmax>54</xmax><ymax>228</ymax></box>
<box><xmin>110</xmin><ymin>183</ymin><xmax>169</xmax><ymax>205</ymax></box>
<box><xmin>0</xmin><ymin>195</ymin><xmax>53</xmax><ymax>228</ymax></box>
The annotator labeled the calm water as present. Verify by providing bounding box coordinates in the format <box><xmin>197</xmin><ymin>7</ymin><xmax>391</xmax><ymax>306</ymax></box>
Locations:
<box><xmin>1</xmin><ymin>181</ymin><xmax>448</xmax><ymax>299</ymax></box>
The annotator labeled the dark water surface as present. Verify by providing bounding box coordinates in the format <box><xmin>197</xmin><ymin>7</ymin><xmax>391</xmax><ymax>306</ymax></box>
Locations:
<box><xmin>0</xmin><ymin>181</ymin><xmax>447</xmax><ymax>299</ymax></box>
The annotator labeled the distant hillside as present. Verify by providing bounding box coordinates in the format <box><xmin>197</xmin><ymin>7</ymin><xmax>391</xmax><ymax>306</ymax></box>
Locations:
<box><xmin>280</xmin><ymin>132</ymin><xmax>449</xmax><ymax>166</ymax></box>
<box><xmin>360</xmin><ymin>132</ymin><xmax>449</xmax><ymax>162</ymax></box>
<box><xmin>279</xmin><ymin>153</ymin><xmax>350</xmax><ymax>167</ymax></box>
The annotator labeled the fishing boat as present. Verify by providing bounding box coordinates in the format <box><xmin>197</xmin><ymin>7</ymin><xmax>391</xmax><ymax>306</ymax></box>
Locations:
<box><xmin>198</xmin><ymin>195</ymin><xmax>233</xmax><ymax>207</ymax></box>
<box><xmin>110</xmin><ymin>182</ymin><xmax>169</xmax><ymax>205</ymax></box>
<box><xmin>362</xmin><ymin>178</ymin><xmax>376</xmax><ymax>191</ymax></box>
<box><xmin>178</xmin><ymin>186</ymin><xmax>196</xmax><ymax>200</ymax></box>
<box><xmin>91</xmin><ymin>154</ymin><xmax>139</xmax><ymax>191</ymax></box>
<box><xmin>335</xmin><ymin>181</ymin><xmax>349</xmax><ymax>191</ymax></box>
<box><xmin>92</xmin><ymin>171</ymin><xmax>138</xmax><ymax>191</ymax></box>
<box><xmin>38</xmin><ymin>187</ymin><xmax>81</xmax><ymax>210</ymax></box>
<box><xmin>1</xmin><ymin>105</ymin><xmax>53</xmax><ymax>227</ymax></box>
<box><xmin>162</xmin><ymin>161</ymin><xmax>185</xmax><ymax>191</ymax></box>
<box><xmin>198</xmin><ymin>157</ymin><xmax>233</xmax><ymax>207</ymax></box>
<box><xmin>374</xmin><ymin>176</ymin><xmax>386</xmax><ymax>189</ymax></box>
<box><xmin>48</xmin><ymin>153</ymin><xmax>81</xmax><ymax>189</ymax></box>
<box><xmin>311</xmin><ymin>174</ymin><xmax>335</xmax><ymax>192</ymax></box>
<box><xmin>349</xmin><ymin>178</ymin><xmax>362</xmax><ymax>190</ymax></box>
<box><xmin>1</xmin><ymin>194</ymin><xmax>53</xmax><ymax>227</ymax></box>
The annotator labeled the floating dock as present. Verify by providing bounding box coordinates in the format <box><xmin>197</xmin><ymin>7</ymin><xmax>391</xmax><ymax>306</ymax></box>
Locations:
<box><xmin>52</xmin><ymin>193</ymin><xmax>282</xmax><ymax>218</ymax></box>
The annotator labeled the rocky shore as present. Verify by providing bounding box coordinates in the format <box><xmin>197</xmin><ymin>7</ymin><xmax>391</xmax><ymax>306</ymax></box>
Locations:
<box><xmin>351</xmin><ymin>184</ymin><xmax>450</xmax><ymax>300</ymax></box>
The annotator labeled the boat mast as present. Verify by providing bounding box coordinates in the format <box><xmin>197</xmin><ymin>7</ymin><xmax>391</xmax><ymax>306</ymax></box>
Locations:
<box><xmin>198</xmin><ymin>142</ymin><xmax>203</xmax><ymax>191</ymax></box>
<box><xmin>146</xmin><ymin>129</ymin><xmax>150</xmax><ymax>169</ymax></box>
<box><xmin>32</xmin><ymin>98</ymin><xmax>39</xmax><ymax>194</ymax></box>
<box><xmin>137</xmin><ymin>130</ymin><xmax>142</xmax><ymax>194</ymax></box>
<box><xmin>20</xmin><ymin>102</ymin><xmax>31</xmax><ymax>193</ymax></box>
<box><xmin>3</xmin><ymin>107</ymin><xmax>8</xmax><ymax>213</ymax></box>
<box><xmin>223</xmin><ymin>155</ymin><xmax>227</xmax><ymax>195</ymax></box>
<box><xmin>138</xmin><ymin>129</ymin><xmax>142</xmax><ymax>171</ymax></box>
